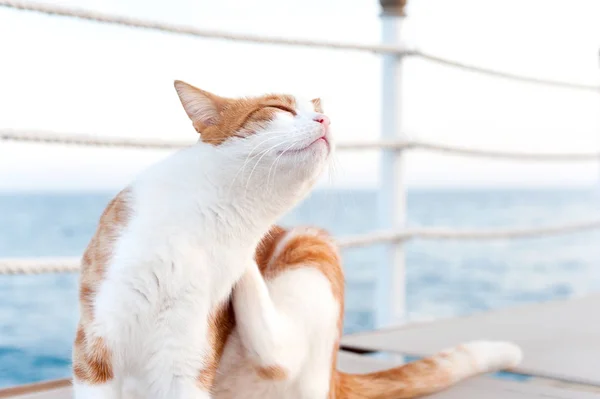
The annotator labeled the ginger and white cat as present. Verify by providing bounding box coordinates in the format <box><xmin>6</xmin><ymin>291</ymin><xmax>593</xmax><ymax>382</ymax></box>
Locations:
<box><xmin>73</xmin><ymin>81</ymin><xmax>332</xmax><ymax>399</ymax></box>
<box><xmin>213</xmin><ymin>226</ymin><xmax>523</xmax><ymax>398</ymax></box>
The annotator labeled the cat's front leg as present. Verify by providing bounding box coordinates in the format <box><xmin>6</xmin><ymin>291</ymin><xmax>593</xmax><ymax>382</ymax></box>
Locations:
<box><xmin>233</xmin><ymin>261</ymin><xmax>308</xmax><ymax>380</ymax></box>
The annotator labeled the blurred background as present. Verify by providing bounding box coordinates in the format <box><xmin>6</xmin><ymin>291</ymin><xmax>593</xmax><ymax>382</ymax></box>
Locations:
<box><xmin>1</xmin><ymin>0</ymin><xmax>600</xmax><ymax>388</ymax></box>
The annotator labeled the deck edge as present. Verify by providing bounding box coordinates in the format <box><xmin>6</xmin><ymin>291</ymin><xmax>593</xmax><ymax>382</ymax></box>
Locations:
<box><xmin>0</xmin><ymin>379</ymin><xmax>71</xmax><ymax>398</ymax></box>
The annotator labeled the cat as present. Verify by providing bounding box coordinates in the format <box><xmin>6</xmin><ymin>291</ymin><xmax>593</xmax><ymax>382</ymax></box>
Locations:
<box><xmin>72</xmin><ymin>81</ymin><xmax>333</xmax><ymax>399</ymax></box>
<box><xmin>212</xmin><ymin>225</ymin><xmax>523</xmax><ymax>399</ymax></box>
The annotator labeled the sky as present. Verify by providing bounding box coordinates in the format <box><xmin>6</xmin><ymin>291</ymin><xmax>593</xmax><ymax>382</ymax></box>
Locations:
<box><xmin>0</xmin><ymin>0</ymin><xmax>599</xmax><ymax>191</ymax></box>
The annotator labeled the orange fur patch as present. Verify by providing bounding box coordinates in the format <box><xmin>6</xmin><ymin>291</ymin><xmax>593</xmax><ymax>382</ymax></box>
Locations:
<box><xmin>72</xmin><ymin>326</ymin><xmax>114</xmax><ymax>384</ymax></box>
<box><xmin>311</xmin><ymin>98</ymin><xmax>323</xmax><ymax>113</ymax></box>
<box><xmin>334</xmin><ymin>356</ymin><xmax>455</xmax><ymax>399</ymax></box>
<box><xmin>73</xmin><ymin>189</ymin><xmax>131</xmax><ymax>385</ymax></box>
<box><xmin>197</xmin><ymin>300</ymin><xmax>236</xmax><ymax>390</ymax></box>
<box><xmin>256</xmin><ymin>365</ymin><xmax>288</xmax><ymax>381</ymax></box>
<box><xmin>264</xmin><ymin>229</ymin><xmax>343</xmax><ymax>302</ymax></box>
<box><xmin>254</xmin><ymin>225</ymin><xmax>288</xmax><ymax>273</ymax></box>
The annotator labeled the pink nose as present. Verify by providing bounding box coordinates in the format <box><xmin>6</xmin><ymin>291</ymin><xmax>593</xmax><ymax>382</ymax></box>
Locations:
<box><xmin>314</xmin><ymin>114</ymin><xmax>330</xmax><ymax>128</ymax></box>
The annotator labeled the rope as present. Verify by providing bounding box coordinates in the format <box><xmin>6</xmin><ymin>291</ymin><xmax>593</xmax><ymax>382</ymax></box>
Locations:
<box><xmin>415</xmin><ymin>51</ymin><xmax>600</xmax><ymax>93</ymax></box>
<box><xmin>0</xmin><ymin>129</ymin><xmax>411</xmax><ymax>152</ymax></box>
<box><xmin>0</xmin><ymin>129</ymin><xmax>190</xmax><ymax>149</ymax></box>
<box><xmin>0</xmin><ymin>0</ymin><xmax>407</xmax><ymax>55</ymax></box>
<box><xmin>1</xmin><ymin>1</ymin><xmax>599</xmax><ymax>92</ymax></box>
<box><xmin>3</xmin><ymin>219</ymin><xmax>600</xmax><ymax>274</ymax></box>
<box><xmin>0</xmin><ymin>257</ymin><xmax>79</xmax><ymax>275</ymax></box>
<box><xmin>338</xmin><ymin>219</ymin><xmax>600</xmax><ymax>248</ymax></box>
<box><xmin>411</xmin><ymin>141</ymin><xmax>600</xmax><ymax>161</ymax></box>
<box><xmin>2</xmin><ymin>129</ymin><xmax>600</xmax><ymax>161</ymax></box>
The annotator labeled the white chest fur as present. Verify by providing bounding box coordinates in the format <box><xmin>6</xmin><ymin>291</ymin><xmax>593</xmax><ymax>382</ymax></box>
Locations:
<box><xmin>87</xmin><ymin>145</ymin><xmax>265</xmax><ymax>397</ymax></box>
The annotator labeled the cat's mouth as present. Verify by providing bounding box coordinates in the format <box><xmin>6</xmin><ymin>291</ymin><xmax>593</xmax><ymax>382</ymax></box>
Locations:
<box><xmin>278</xmin><ymin>136</ymin><xmax>330</xmax><ymax>156</ymax></box>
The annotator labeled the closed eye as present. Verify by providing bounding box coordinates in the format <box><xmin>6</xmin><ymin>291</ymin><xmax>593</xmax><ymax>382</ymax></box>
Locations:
<box><xmin>265</xmin><ymin>105</ymin><xmax>297</xmax><ymax>116</ymax></box>
<box><xmin>240</xmin><ymin>104</ymin><xmax>297</xmax><ymax>129</ymax></box>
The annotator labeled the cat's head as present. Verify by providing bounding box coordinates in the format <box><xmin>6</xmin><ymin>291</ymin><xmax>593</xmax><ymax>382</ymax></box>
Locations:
<box><xmin>174</xmin><ymin>80</ymin><xmax>332</xmax><ymax>193</ymax></box>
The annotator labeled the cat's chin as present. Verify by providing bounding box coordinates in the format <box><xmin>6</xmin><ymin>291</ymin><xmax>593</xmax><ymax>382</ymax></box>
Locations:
<box><xmin>281</xmin><ymin>142</ymin><xmax>331</xmax><ymax>171</ymax></box>
<box><xmin>282</xmin><ymin>148</ymin><xmax>329</xmax><ymax>178</ymax></box>
<box><xmin>277</xmin><ymin>136</ymin><xmax>330</xmax><ymax>156</ymax></box>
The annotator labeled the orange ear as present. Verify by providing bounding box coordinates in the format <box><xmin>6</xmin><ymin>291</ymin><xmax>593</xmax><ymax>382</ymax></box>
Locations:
<box><xmin>174</xmin><ymin>80</ymin><xmax>227</xmax><ymax>133</ymax></box>
<box><xmin>311</xmin><ymin>98</ymin><xmax>323</xmax><ymax>113</ymax></box>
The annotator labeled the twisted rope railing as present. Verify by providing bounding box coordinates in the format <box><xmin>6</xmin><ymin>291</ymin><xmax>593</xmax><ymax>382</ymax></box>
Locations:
<box><xmin>0</xmin><ymin>129</ymin><xmax>190</xmax><ymax>150</ymax></box>
<box><xmin>337</xmin><ymin>219</ymin><xmax>600</xmax><ymax>249</ymax></box>
<box><xmin>415</xmin><ymin>52</ymin><xmax>600</xmax><ymax>93</ymax></box>
<box><xmin>3</xmin><ymin>219</ymin><xmax>600</xmax><ymax>274</ymax></box>
<box><xmin>0</xmin><ymin>257</ymin><xmax>80</xmax><ymax>275</ymax></box>
<box><xmin>3</xmin><ymin>129</ymin><xmax>600</xmax><ymax>161</ymax></box>
<box><xmin>0</xmin><ymin>0</ymin><xmax>408</xmax><ymax>55</ymax></box>
<box><xmin>408</xmin><ymin>141</ymin><xmax>600</xmax><ymax>161</ymax></box>
<box><xmin>1</xmin><ymin>0</ymin><xmax>599</xmax><ymax>92</ymax></box>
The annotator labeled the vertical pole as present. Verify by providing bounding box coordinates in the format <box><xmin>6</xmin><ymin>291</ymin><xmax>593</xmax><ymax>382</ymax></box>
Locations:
<box><xmin>376</xmin><ymin>0</ymin><xmax>407</xmax><ymax>328</ymax></box>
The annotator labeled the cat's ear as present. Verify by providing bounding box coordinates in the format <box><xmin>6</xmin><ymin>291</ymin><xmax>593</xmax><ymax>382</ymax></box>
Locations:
<box><xmin>311</xmin><ymin>98</ymin><xmax>323</xmax><ymax>113</ymax></box>
<box><xmin>174</xmin><ymin>80</ymin><xmax>226</xmax><ymax>133</ymax></box>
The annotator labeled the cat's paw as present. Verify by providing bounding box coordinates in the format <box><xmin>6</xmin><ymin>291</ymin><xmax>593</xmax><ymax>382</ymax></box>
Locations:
<box><xmin>462</xmin><ymin>340</ymin><xmax>523</xmax><ymax>372</ymax></box>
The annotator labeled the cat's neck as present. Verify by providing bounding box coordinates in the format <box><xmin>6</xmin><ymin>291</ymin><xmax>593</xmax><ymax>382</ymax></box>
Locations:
<box><xmin>135</xmin><ymin>140</ymin><xmax>306</xmax><ymax>246</ymax></box>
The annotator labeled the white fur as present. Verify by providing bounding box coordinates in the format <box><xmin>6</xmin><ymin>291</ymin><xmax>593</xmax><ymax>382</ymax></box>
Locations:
<box><xmin>76</xmin><ymin>97</ymin><xmax>332</xmax><ymax>399</ymax></box>
<box><xmin>460</xmin><ymin>341</ymin><xmax>523</xmax><ymax>373</ymax></box>
<box><xmin>438</xmin><ymin>340</ymin><xmax>523</xmax><ymax>382</ymax></box>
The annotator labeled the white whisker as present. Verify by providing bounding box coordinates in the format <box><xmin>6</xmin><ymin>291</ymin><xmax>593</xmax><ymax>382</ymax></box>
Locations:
<box><xmin>244</xmin><ymin>139</ymin><xmax>292</xmax><ymax>195</ymax></box>
<box><xmin>228</xmin><ymin>135</ymin><xmax>285</xmax><ymax>193</ymax></box>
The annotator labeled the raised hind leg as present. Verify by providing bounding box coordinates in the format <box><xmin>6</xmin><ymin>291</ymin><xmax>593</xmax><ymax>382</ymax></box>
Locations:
<box><xmin>233</xmin><ymin>261</ymin><xmax>309</xmax><ymax>380</ymax></box>
<box><xmin>233</xmin><ymin>226</ymin><xmax>341</xmax><ymax>386</ymax></box>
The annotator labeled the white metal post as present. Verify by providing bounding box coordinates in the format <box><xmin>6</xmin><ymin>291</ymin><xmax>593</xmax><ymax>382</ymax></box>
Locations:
<box><xmin>376</xmin><ymin>0</ymin><xmax>407</xmax><ymax>328</ymax></box>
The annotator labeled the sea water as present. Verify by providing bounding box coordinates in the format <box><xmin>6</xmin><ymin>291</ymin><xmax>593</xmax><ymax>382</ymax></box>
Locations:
<box><xmin>1</xmin><ymin>188</ymin><xmax>599</xmax><ymax>386</ymax></box>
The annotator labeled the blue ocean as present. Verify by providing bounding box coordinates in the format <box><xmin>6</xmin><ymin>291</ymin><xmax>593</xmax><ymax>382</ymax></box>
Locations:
<box><xmin>1</xmin><ymin>188</ymin><xmax>599</xmax><ymax>387</ymax></box>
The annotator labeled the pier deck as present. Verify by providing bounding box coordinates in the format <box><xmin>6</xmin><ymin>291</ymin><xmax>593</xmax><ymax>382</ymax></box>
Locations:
<box><xmin>342</xmin><ymin>295</ymin><xmax>600</xmax><ymax>387</ymax></box>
